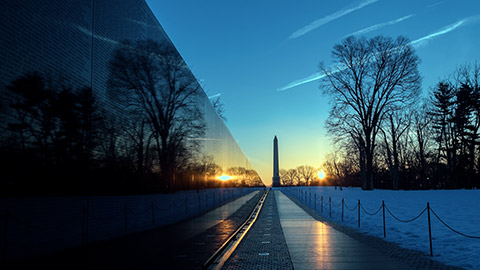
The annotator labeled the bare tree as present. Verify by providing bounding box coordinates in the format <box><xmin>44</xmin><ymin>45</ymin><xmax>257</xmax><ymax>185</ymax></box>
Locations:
<box><xmin>281</xmin><ymin>168</ymin><xmax>300</xmax><ymax>186</ymax></box>
<box><xmin>411</xmin><ymin>102</ymin><xmax>434</xmax><ymax>189</ymax></box>
<box><xmin>320</xmin><ymin>36</ymin><xmax>421</xmax><ymax>190</ymax></box>
<box><xmin>108</xmin><ymin>39</ymin><xmax>205</xmax><ymax>191</ymax></box>
<box><xmin>379</xmin><ymin>111</ymin><xmax>411</xmax><ymax>189</ymax></box>
<box><xmin>297</xmin><ymin>165</ymin><xmax>317</xmax><ymax>186</ymax></box>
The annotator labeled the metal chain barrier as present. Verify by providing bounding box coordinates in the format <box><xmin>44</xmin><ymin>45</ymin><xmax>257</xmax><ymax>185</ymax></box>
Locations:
<box><xmin>154</xmin><ymin>200</ymin><xmax>174</xmax><ymax>211</ymax></box>
<box><xmin>385</xmin><ymin>205</ymin><xmax>427</xmax><ymax>223</ymax></box>
<box><xmin>430</xmin><ymin>208</ymin><xmax>480</xmax><ymax>239</ymax></box>
<box><xmin>360</xmin><ymin>203</ymin><xmax>383</xmax><ymax>216</ymax></box>
<box><xmin>332</xmin><ymin>200</ymin><xmax>343</xmax><ymax>208</ymax></box>
<box><xmin>344</xmin><ymin>201</ymin><xmax>358</xmax><ymax>211</ymax></box>
<box><xmin>285</xmin><ymin>187</ymin><xmax>480</xmax><ymax>259</ymax></box>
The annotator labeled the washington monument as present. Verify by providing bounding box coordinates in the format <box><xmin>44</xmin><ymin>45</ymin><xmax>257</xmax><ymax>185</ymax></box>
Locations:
<box><xmin>272</xmin><ymin>136</ymin><xmax>280</xmax><ymax>187</ymax></box>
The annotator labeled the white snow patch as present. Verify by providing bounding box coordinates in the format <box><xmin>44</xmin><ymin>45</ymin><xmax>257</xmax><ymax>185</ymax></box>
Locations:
<box><xmin>282</xmin><ymin>187</ymin><xmax>480</xmax><ymax>270</ymax></box>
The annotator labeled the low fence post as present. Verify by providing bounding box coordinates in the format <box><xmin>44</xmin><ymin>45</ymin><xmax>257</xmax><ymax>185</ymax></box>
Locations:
<box><xmin>124</xmin><ymin>202</ymin><xmax>128</xmax><ymax>233</ymax></box>
<box><xmin>152</xmin><ymin>202</ymin><xmax>155</xmax><ymax>226</ymax></box>
<box><xmin>329</xmin><ymin>197</ymin><xmax>332</xmax><ymax>217</ymax></box>
<box><xmin>314</xmin><ymin>193</ymin><xmax>317</xmax><ymax>209</ymax></box>
<box><xmin>341</xmin><ymin>198</ymin><xmax>344</xmax><ymax>222</ymax></box>
<box><xmin>309</xmin><ymin>192</ymin><xmax>311</xmax><ymax>206</ymax></box>
<box><xmin>185</xmin><ymin>197</ymin><xmax>188</xmax><ymax>216</ymax></box>
<box><xmin>427</xmin><ymin>202</ymin><xmax>433</xmax><ymax>257</ymax></box>
<box><xmin>81</xmin><ymin>206</ymin><xmax>85</xmax><ymax>245</ymax></box>
<box><xmin>172</xmin><ymin>198</ymin><xmax>176</xmax><ymax>222</ymax></box>
<box><xmin>2</xmin><ymin>210</ymin><xmax>9</xmax><ymax>263</ymax></box>
<box><xmin>321</xmin><ymin>196</ymin><xmax>324</xmax><ymax>213</ymax></box>
<box><xmin>382</xmin><ymin>200</ymin><xmax>386</xmax><ymax>238</ymax></box>
<box><xmin>358</xmin><ymin>200</ymin><xmax>361</xmax><ymax>228</ymax></box>
<box><xmin>86</xmin><ymin>199</ymin><xmax>89</xmax><ymax>245</ymax></box>
<box><xmin>198</xmin><ymin>194</ymin><xmax>201</xmax><ymax>212</ymax></box>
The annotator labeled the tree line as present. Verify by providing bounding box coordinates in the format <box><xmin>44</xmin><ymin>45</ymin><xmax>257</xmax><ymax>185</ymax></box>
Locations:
<box><xmin>280</xmin><ymin>165</ymin><xmax>324</xmax><ymax>186</ymax></box>
<box><xmin>0</xmin><ymin>39</ymin><xmax>263</xmax><ymax>195</ymax></box>
<box><xmin>320</xmin><ymin>35</ymin><xmax>479</xmax><ymax>190</ymax></box>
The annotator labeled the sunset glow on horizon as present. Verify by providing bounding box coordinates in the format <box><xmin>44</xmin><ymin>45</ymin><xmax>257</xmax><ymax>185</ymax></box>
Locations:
<box><xmin>218</xmin><ymin>175</ymin><xmax>232</xmax><ymax>181</ymax></box>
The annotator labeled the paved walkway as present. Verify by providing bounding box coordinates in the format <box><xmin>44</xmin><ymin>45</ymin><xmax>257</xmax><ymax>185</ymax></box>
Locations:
<box><xmin>224</xmin><ymin>190</ymin><xmax>293</xmax><ymax>269</ymax></box>
<box><xmin>276</xmin><ymin>191</ymin><xmax>414</xmax><ymax>270</ymax></box>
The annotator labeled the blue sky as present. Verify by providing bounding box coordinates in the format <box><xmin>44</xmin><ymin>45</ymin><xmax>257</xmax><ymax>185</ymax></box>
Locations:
<box><xmin>146</xmin><ymin>0</ymin><xmax>480</xmax><ymax>186</ymax></box>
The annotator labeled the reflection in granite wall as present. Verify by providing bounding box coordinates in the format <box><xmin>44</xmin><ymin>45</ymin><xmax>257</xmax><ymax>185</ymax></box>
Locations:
<box><xmin>0</xmin><ymin>0</ymin><xmax>263</xmax><ymax>194</ymax></box>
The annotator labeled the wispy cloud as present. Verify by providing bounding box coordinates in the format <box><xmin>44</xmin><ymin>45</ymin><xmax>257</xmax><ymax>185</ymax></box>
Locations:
<box><xmin>289</xmin><ymin>0</ymin><xmax>380</xmax><ymax>39</ymax></box>
<box><xmin>277</xmin><ymin>72</ymin><xmax>326</xmax><ymax>91</ymax></box>
<box><xmin>345</xmin><ymin>14</ymin><xmax>415</xmax><ymax>37</ymax></box>
<box><xmin>279</xmin><ymin>15</ymin><xmax>480</xmax><ymax>92</ymax></box>
<box><xmin>410</xmin><ymin>15</ymin><xmax>480</xmax><ymax>47</ymax></box>
<box><xmin>427</xmin><ymin>0</ymin><xmax>447</xmax><ymax>9</ymax></box>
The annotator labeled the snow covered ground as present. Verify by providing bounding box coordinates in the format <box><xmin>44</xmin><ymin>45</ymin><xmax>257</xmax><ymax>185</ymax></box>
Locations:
<box><xmin>281</xmin><ymin>186</ymin><xmax>480</xmax><ymax>270</ymax></box>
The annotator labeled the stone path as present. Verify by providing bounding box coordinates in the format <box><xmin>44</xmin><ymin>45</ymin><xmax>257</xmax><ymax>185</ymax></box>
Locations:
<box><xmin>223</xmin><ymin>190</ymin><xmax>293</xmax><ymax>269</ymax></box>
<box><xmin>282</xmin><ymin>190</ymin><xmax>464</xmax><ymax>270</ymax></box>
<box><xmin>276</xmin><ymin>191</ymin><xmax>413</xmax><ymax>270</ymax></box>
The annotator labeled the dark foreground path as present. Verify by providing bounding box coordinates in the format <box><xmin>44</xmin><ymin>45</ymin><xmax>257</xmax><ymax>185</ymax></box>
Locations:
<box><xmin>5</xmin><ymin>190</ymin><xmax>262</xmax><ymax>270</ymax></box>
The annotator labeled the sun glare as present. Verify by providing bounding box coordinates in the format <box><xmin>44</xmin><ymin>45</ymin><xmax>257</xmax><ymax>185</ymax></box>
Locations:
<box><xmin>218</xmin><ymin>175</ymin><xmax>232</xmax><ymax>181</ymax></box>
<box><xmin>318</xmin><ymin>170</ymin><xmax>326</xmax><ymax>180</ymax></box>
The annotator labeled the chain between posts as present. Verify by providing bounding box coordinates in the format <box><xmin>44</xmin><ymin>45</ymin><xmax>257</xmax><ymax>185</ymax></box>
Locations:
<box><xmin>360</xmin><ymin>203</ymin><xmax>383</xmax><ymax>216</ymax></box>
<box><xmin>290</xmin><ymin>188</ymin><xmax>480</xmax><ymax>259</ymax></box>
<box><xmin>430</xmin><ymin>208</ymin><xmax>480</xmax><ymax>239</ymax></box>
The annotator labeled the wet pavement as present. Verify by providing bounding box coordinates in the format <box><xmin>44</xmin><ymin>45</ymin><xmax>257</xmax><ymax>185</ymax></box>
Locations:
<box><xmin>223</xmin><ymin>190</ymin><xmax>293</xmax><ymax>269</ymax></box>
<box><xmin>276</xmin><ymin>191</ymin><xmax>414</xmax><ymax>270</ymax></box>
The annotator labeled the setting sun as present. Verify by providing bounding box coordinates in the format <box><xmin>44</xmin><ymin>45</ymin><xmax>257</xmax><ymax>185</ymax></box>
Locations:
<box><xmin>318</xmin><ymin>171</ymin><xmax>326</xmax><ymax>180</ymax></box>
<box><xmin>218</xmin><ymin>175</ymin><xmax>232</xmax><ymax>181</ymax></box>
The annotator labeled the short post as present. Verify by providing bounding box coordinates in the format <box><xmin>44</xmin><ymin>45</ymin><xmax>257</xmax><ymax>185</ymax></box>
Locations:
<box><xmin>341</xmin><ymin>198</ymin><xmax>344</xmax><ymax>222</ymax></box>
<box><xmin>382</xmin><ymin>200</ymin><xmax>386</xmax><ymax>238</ymax></box>
<box><xmin>329</xmin><ymin>197</ymin><xmax>332</xmax><ymax>217</ymax></box>
<box><xmin>86</xmin><ymin>199</ymin><xmax>89</xmax><ymax>244</ymax></box>
<box><xmin>321</xmin><ymin>196</ymin><xmax>324</xmax><ymax>213</ymax></box>
<box><xmin>2</xmin><ymin>210</ymin><xmax>9</xmax><ymax>263</ymax></box>
<box><xmin>152</xmin><ymin>202</ymin><xmax>155</xmax><ymax>226</ymax></box>
<box><xmin>314</xmin><ymin>193</ymin><xmax>317</xmax><ymax>209</ymax></box>
<box><xmin>205</xmin><ymin>193</ymin><xmax>208</xmax><ymax>208</ymax></box>
<box><xmin>124</xmin><ymin>202</ymin><xmax>128</xmax><ymax>233</ymax></box>
<box><xmin>427</xmin><ymin>202</ymin><xmax>433</xmax><ymax>257</ymax></box>
<box><xmin>81</xmin><ymin>206</ymin><xmax>86</xmax><ymax>245</ymax></box>
<box><xmin>358</xmin><ymin>200</ymin><xmax>361</xmax><ymax>228</ymax></box>
<box><xmin>172</xmin><ymin>198</ymin><xmax>176</xmax><ymax>223</ymax></box>
<box><xmin>309</xmin><ymin>192</ymin><xmax>311</xmax><ymax>206</ymax></box>
<box><xmin>198</xmin><ymin>194</ymin><xmax>201</xmax><ymax>211</ymax></box>
<box><xmin>185</xmin><ymin>197</ymin><xmax>188</xmax><ymax>215</ymax></box>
